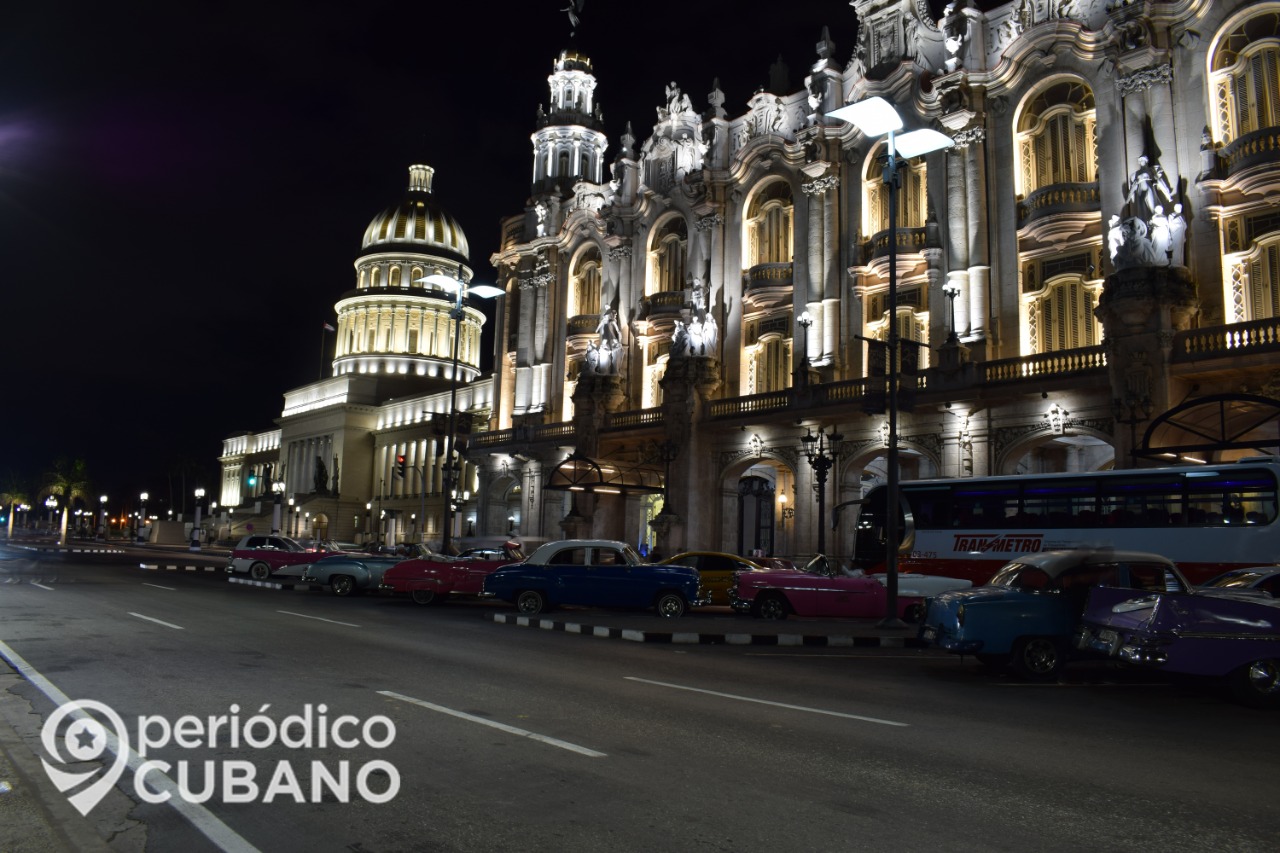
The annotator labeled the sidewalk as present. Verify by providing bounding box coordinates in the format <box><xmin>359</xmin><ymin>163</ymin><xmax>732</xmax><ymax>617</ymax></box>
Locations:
<box><xmin>0</xmin><ymin>673</ymin><xmax>115</xmax><ymax>852</ymax></box>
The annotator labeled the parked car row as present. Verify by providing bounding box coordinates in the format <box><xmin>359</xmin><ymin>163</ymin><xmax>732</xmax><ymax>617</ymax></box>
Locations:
<box><xmin>916</xmin><ymin>549</ymin><xmax>1280</xmax><ymax>707</ymax></box>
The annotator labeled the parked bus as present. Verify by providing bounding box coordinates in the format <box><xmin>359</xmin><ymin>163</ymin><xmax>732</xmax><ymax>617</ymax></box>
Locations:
<box><xmin>851</xmin><ymin>458</ymin><xmax>1280</xmax><ymax>586</ymax></box>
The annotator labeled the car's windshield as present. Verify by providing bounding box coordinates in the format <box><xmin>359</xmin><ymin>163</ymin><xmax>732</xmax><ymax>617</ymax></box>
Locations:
<box><xmin>1202</xmin><ymin>570</ymin><xmax>1268</xmax><ymax>589</ymax></box>
<box><xmin>988</xmin><ymin>562</ymin><xmax>1052</xmax><ymax>591</ymax></box>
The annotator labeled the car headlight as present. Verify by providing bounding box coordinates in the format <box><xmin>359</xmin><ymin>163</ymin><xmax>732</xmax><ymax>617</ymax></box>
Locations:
<box><xmin>956</xmin><ymin>604</ymin><xmax>965</xmax><ymax>627</ymax></box>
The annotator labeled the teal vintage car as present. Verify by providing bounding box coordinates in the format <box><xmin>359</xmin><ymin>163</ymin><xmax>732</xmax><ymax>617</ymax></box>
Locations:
<box><xmin>302</xmin><ymin>553</ymin><xmax>407</xmax><ymax>596</ymax></box>
<box><xmin>482</xmin><ymin>539</ymin><xmax>702</xmax><ymax>617</ymax></box>
<box><xmin>918</xmin><ymin>549</ymin><xmax>1188</xmax><ymax>680</ymax></box>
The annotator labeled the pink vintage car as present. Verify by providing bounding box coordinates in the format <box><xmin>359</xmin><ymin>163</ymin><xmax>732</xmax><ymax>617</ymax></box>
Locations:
<box><xmin>379</xmin><ymin>542</ymin><xmax>525</xmax><ymax>605</ymax></box>
<box><xmin>731</xmin><ymin>554</ymin><xmax>971</xmax><ymax>621</ymax></box>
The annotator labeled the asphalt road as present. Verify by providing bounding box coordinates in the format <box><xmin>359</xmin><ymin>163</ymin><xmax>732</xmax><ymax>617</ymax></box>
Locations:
<box><xmin>1</xmin><ymin>544</ymin><xmax>1278</xmax><ymax>852</ymax></box>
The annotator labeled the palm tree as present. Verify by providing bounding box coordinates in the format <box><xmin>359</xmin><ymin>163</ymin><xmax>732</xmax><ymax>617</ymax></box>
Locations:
<box><xmin>0</xmin><ymin>472</ymin><xmax>30</xmax><ymax>539</ymax></box>
<box><xmin>42</xmin><ymin>458</ymin><xmax>91</xmax><ymax>543</ymax></box>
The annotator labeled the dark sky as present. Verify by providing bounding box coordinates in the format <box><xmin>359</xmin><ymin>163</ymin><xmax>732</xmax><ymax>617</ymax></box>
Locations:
<box><xmin>0</xmin><ymin>0</ymin><xmax>882</xmax><ymax>510</ymax></box>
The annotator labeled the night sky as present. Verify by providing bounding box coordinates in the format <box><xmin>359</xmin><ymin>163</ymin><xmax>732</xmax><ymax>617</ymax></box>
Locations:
<box><xmin>1</xmin><ymin>0</ymin><xmax>894</xmax><ymax>510</ymax></box>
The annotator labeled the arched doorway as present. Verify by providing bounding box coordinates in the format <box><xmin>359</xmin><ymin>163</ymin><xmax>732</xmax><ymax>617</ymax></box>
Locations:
<box><xmin>1137</xmin><ymin>393</ymin><xmax>1280</xmax><ymax>462</ymax></box>
<box><xmin>736</xmin><ymin>475</ymin><xmax>775</xmax><ymax>556</ymax></box>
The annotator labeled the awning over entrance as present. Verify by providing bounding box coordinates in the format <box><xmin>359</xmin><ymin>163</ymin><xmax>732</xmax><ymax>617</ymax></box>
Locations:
<box><xmin>543</xmin><ymin>452</ymin><xmax>666</xmax><ymax>495</ymax></box>
<box><xmin>1136</xmin><ymin>393</ymin><xmax>1280</xmax><ymax>460</ymax></box>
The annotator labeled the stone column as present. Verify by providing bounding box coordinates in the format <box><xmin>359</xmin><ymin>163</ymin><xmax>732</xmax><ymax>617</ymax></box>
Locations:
<box><xmin>654</xmin><ymin>356</ymin><xmax>722</xmax><ymax>553</ymax></box>
<box><xmin>1094</xmin><ymin>265</ymin><xmax>1199</xmax><ymax>466</ymax></box>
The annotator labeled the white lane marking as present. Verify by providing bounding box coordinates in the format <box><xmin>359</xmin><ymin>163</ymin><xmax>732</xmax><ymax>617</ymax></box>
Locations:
<box><xmin>128</xmin><ymin>612</ymin><xmax>184</xmax><ymax>630</ymax></box>
<box><xmin>378</xmin><ymin>690</ymin><xmax>606</xmax><ymax>758</ymax></box>
<box><xmin>30</xmin><ymin>582</ymin><xmax>55</xmax><ymax>591</ymax></box>
<box><xmin>142</xmin><ymin>583</ymin><xmax>177</xmax><ymax>591</ymax></box>
<box><xmin>276</xmin><ymin>610</ymin><xmax>360</xmax><ymax>628</ymax></box>
<box><xmin>624</xmin><ymin>676</ymin><xmax>909</xmax><ymax>728</ymax></box>
<box><xmin>0</xmin><ymin>639</ymin><xmax>259</xmax><ymax>853</ymax></box>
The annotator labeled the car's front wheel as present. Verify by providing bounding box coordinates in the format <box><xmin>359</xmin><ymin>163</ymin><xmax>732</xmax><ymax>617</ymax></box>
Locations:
<box><xmin>1228</xmin><ymin>658</ymin><xmax>1280</xmax><ymax>708</ymax></box>
<box><xmin>1010</xmin><ymin>636</ymin><xmax>1065</xmax><ymax>680</ymax></box>
<box><xmin>903</xmin><ymin>602</ymin><xmax>925</xmax><ymax>623</ymax></box>
<box><xmin>249</xmin><ymin>562</ymin><xmax>271</xmax><ymax>581</ymax></box>
<box><xmin>410</xmin><ymin>589</ymin><xmax>438</xmax><ymax>606</ymax></box>
<box><xmin>753</xmin><ymin>592</ymin><xmax>788</xmax><ymax>620</ymax></box>
<box><xmin>516</xmin><ymin>589</ymin><xmax>547</xmax><ymax>615</ymax></box>
<box><xmin>331</xmin><ymin>575</ymin><xmax>356</xmax><ymax>597</ymax></box>
<box><xmin>655</xmin><ymin>592</ymin><xmax>686</xmax><ymax>618</ymax></box>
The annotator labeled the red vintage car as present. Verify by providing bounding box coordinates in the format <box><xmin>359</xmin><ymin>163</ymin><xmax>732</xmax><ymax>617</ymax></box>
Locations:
<box><xmin>379</xmin><ymin>542</ymin><xmax>525</xmax><ymax>604</ymax></box>
<box><xmin>731</xmin><ymin>554</ymin><xmax>971</xmax><ymax>622</ymax></box>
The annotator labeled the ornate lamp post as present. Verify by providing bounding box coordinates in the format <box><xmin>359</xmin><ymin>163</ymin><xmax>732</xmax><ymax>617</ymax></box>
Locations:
<box><xmin>943</xmin><ymin>280</ymin><xmax>961</xmax><ymax>343</ymax></box>
<box><xmin>138</xmin><ymin>492</ymin><xmax>149</xmax><ymax>543</ymax></box>
<box><xmin>192</xmin><ymin>487</ymin><xmax>206</xmax><ymax>550</ymax></box>
<box><xmin>800</xmin><ymin>427</ymin><xmax>843</xmax><ymax>555</ymax></box>
<box><xmin>99</xmin><ymin>494</ymin><xmax>109</xmax><ymax>540</ymax></box>
<box><xmin>827</xmin><ymin>96</ymin><xmax>954</xmax><ymax>625</ymax></box>
<box><xmin>417</xmin><ymin>270</ymin><xmax>504</xmax><ymax>555</ymax></box>
<box><xmin>44</xmin><ymin>495</ymin><xmax>57</xmax><ymax>532</ymax></box>
<box><xmin>271</xmin><ymin>480</ymin><xmax>285</xmax><ymax>535</ymax></box>
<box><xmin>796</xmin><ymin>310</ymin><xmax>813</xmax><ymax>387</ymax></box>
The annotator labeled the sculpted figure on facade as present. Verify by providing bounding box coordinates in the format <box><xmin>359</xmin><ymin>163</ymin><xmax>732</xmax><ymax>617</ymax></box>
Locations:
<box><xmin>1126</xmin><ymin>155</ymin><xmax>1174</xmax><ymax>223</ymax></box>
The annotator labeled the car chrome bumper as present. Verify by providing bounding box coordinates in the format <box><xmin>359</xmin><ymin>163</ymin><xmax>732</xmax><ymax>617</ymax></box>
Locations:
<box><xmin>1118</xmin><ymin>642</ymin><xmax>1168</xmax><ymax>666</ymax></box>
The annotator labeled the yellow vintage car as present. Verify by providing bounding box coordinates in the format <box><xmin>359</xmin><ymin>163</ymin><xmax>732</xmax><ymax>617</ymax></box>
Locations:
<box><xmin>660</xmin><ymin>551</ymin><xmax>771</xmax><ymax>606</ymax></box>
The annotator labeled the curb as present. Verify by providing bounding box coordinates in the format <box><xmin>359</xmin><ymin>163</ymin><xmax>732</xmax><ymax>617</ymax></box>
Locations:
<box><xmin>489</xmin><ymin>613</ymin><xmax>928</xmax><ymax>647</ymax></box>
<box><xmin>5</xmin><ymin>545</ymin><xmax>125</xmax><ymax>554</ymax></box>
<box><xmin>138</xmin><ymin>564</ymin><xmax>220</xmax><ymax>572</ymax></box>
<box><xmin>227</xmin><ymin>577</ymin><xmax>323</xmax><ymax>592</ymax></box>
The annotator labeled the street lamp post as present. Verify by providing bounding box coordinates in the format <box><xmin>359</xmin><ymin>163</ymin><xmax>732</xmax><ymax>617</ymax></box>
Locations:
<box><xmin>271</xmin><ymin>480</ymin><xmax>285</xmax><ymax>535</ymax></box>
<box><xmin>796</xmin><ymin>310</ymin><xmax>813</xmax><ymax>388</ymax></box>
<box><xmin>288</xmin><ymin>497</ymin><xmax>296</xmax><ymax>538</ymax></box>
<box><xmin>192</xmin><ymin>487</ymin><xmax>206</xmax><ymax>550</ymax></box>
<box><xmin>827</xmin><ymin>96</ymin><xmax>954</xmax><ymax>626</ymax></box>
<box><xmin>138</xmin><ymin>492</ymin><xmax>149</xmax><ymax>543</ymax></box>
<box><xmin>417</xmin><ymin>270</ymin><xmax>504</xmax><ymax>555</ymax></box>
<box><xmin>943</xmin><ymin>280</ymin><xmax>961</xmax><ymax>343</ymax></box>
<box><xmin>99</xmin><ymin>494</ymin><xmax>108</xmax><ymax>541</ymax></box>
<box><xmin>800</xmin><ymin>427</ymin><xmax>843</xmax><ymax>555</ymax></box>
<box><xmin>44</xmin><ymin>495</ymin><xmax>57</xmax><ymax>532</ymax></box>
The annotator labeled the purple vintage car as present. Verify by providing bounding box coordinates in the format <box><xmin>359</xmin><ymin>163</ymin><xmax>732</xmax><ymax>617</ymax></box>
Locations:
<box><xmin>1076</xmin><ymin>586</ymin><xmax>1280</xmax><ymax>708</ymax></box>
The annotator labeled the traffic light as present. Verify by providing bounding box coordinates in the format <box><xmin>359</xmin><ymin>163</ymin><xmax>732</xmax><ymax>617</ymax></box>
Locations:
<box><xmin>247</xmin><ymin>474</ymin><xmax>258</xmax><ymax>488</ymax></box>
<box><xmin>395</xmin><ymin>454</ymin><xmax>407</xmax><ymax>479</ymax></box>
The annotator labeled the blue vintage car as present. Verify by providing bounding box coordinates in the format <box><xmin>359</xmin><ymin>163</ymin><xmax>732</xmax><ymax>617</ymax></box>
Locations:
<box><xmin>1076</xmin><ymin>585</ymin><xmax>1280</xmax><ymax>708</ymax></box>
<box><xmin>919</xmin><ymin>549</ymin><xmax>1189</xmax><ymax>679</ymax></box>
<box><xmin>301</xmin><ymin>553</ymin><xmax>407</xmax><ymax>596</ymax></box>
<box><xmin>481</xmin><ymin>539</ymin><xmax>702</xmax><ymax>617</ymax></box>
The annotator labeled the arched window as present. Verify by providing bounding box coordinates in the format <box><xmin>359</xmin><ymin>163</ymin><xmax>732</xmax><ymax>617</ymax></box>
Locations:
<box><xmin>747</xmin><ymin>335</ymin><xmax>791</xmax><ymax>395</ymax></box>
<box><xmin>745</xmin><ymin>182</ymin><xmax>794</xmax><ymax>266</ymax></box>
<box><xmin>389</xmin><ymin>266</ymin><xmax>402</xmax><ymax>288</ymax></box>
<box><xmin>863</xmin><ymin>145</ymin><xmax>926</xmax><ymax>235</ymax></box>
<box><xmin>647</xmin><ymin>217</ymin><xmax>687</xmax><ymax>295</ymax></box>
<box><xmin>1027</xmin><ymin>277</ymin><xmax>1099</xmax><ymax>353</ymax></box>
<box><xmin>569</xmin><ymin>250</ymin><xmax>602</xmax><ymax>316</ymax></box>
<box><xmin>1211</xmin><ymin>16</ymin><xmax>1280</xmax><ymax>143</ymax></box>
<box><xmin>1015</xmin><ymin>80</ymin><xmax>1097</xmax><ymax>196</ymax></box>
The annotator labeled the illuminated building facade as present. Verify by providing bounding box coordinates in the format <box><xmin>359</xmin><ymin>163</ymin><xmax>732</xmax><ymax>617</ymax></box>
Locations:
<box><xmin>222</xmin><ymin>0</ymin><xmax>1280</xmax><ymax>559</ymax></box>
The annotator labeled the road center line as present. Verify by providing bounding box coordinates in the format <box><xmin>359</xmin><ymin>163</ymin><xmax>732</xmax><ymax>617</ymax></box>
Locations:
<box><xmin>624</xmin><ymin>676</ymin><xmax>909</xmax><ymax>727</ymax></box>
<box><xmin>30</xmin><ymin>582</ymin><xmax>55</xmax><ymax>591</ymax></box>
<box><xmin>378</xmin><ymin>690</ymin><xmax>606</xmax><ymax>758</ymax></box>
<box><xmin>142</xmin><ymin>583</ymin><xmax>177</xmax><ymax>591</ymax></box>
<box><xmin>128</xmin><ymin>612</ymin><xmax>185</xmax><ymax>630</ymax></box>
<box><xmin>276</xmin><ymin>610</ymin><xmax>360</xmax><ymax>628</ymax></box>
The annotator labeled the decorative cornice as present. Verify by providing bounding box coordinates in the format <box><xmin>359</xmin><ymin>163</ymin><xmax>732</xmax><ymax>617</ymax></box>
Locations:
<box><xmin>951</xmin><ymin>126</ymin><xmax>986</xmax><ymax>149</ymax></box>
<box><xmin>801</xmin><ymin>175</ymin><xmax>839</xmax><ymax>196</ymax></box>
<box><xmin>608</xmin><ymin>246</ymin><xmax>632</xmax><ymax>261</ymax></box>
<box><xmin>1116</xmin><ymin>64</ymin><xmax>1173</xmax><ymax>97</ymax></box>
<box><xmin>695</xmin><ymin>214</ymin><xmax>724</xmax><ymax>231</ymax></box>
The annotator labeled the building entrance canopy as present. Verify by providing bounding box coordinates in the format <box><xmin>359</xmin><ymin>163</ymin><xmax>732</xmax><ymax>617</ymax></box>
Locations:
<box><xmin>1138</xmin><ymin>394</ymin><xmax>1280</xmax><ymax>460</ymax></box>
<box><xmin>544</xmin><ymin>452</ymin><xmax>665</xmax><ymax>495</ymax></box>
